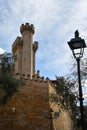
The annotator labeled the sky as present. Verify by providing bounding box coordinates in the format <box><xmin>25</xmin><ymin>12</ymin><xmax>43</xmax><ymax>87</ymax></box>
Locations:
<box><xmin>83</xmin><ymin>85</ymin><xmax>87</xmax><ymax>105</ymax></box>
<box><xmin>0</xmin><ymin>0</ymin><xmax>87</xmax><ymax>80</ymax></box>
<box><xmin>0</xmin><ymin>0</ymin><xmax>87</xmax><ymax>103</ymax></box>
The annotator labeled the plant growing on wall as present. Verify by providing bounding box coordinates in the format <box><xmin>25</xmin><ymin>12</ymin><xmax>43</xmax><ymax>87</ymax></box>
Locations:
<box><xmin>50</xmin><ymin>76</ymin><xmax>78</xmax><ymax>129</ymax></box>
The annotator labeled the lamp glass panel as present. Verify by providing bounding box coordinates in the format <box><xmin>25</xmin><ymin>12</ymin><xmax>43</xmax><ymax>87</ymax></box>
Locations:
<box><xmin>73</xmin><ymin>42</ymin><xmax>81</xmax><ymax>48</ymax></box>
<box><xmin>73</xmin><ymin>48</ymin><xmax>83</xmax><ymax>58</ymax></box>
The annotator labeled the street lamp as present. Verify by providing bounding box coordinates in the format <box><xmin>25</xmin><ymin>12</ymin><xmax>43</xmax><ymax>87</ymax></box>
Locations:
<box><xmin>68</xmin><ymin>30</ymin><xmax>86</xmax><ymax>130</ymax></box>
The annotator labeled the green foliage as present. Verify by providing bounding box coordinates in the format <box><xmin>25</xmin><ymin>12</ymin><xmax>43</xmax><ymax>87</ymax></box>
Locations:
<box><xmin>76</xmin><ymin>106</ymin><xmax>87</xmax><ymax>129</ymax></box>
<box><xmin>55</xmin><ymin>77</ymin><xmax>77</xmax><ymax>109</ymax></box>
<box><xmin>49</xmin><ymin>93</ymin><xmax>59</xmax><ymax>103</ymax></box>
<box><xmin>51</xmin><ymin>76</ymin><xmax>78</xmax><ymax>123</ymax></box>
<box><xmin>68</xmin><ymin>56</ymin><xmax>87</xmax><ymax>129</ymax></box>
<box><xmin>84</xmin><ymin>106</ymin><xmax>87</xmax><ymax>128</ymax></box>
<box><xmin>0</xmin><ymin>53</ymin><xmax>23</xmax><ymax>105</ymax></box>
<box><xmin>0</xmin><ymin>76</ymin><xmax>20</xmax><ymax>104</ymax></box>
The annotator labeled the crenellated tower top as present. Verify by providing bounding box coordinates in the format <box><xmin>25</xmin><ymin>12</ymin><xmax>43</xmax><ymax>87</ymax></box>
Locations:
<box><xmin>20</xmin><ymin>23</ymin><xmax>35</xmax><ymax>34</ymax></box>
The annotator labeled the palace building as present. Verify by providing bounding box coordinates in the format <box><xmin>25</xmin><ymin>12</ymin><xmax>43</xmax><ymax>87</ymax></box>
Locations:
<box><xmin>0</xmin><ymin>23</ymin><xmax>73</xmax><ymax>130</ymax></box>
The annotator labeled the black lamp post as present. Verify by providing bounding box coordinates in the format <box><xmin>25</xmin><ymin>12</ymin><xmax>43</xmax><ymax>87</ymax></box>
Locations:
<box><xmin>68</xmin><ymin>30</ymin><xmax>86</xmax><ymax>130</ymax></box>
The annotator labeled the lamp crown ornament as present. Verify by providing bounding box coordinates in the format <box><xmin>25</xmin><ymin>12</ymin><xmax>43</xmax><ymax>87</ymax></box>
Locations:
<box><xmin>68</xmin><ymin>30</ymin><xmax>86</xmax><ymax>52</ymax></box>
<box><xmin>75</xmin><ymin>30</ymin><xmax>79</xmax><ymax>38</ymax></box>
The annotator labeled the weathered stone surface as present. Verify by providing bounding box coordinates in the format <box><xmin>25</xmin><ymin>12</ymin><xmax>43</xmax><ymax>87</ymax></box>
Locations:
<box><xmin>0</xmin><ymin>79</ymin><xmax>73</xmax><ymax>130</ymax></box>
<box><xmin>0</xmin><ymin>80</ymin><xmax>51</xmax><ymax>130</ymax></box>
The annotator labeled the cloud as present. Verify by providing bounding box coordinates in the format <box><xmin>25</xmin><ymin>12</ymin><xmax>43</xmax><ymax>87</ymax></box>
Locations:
<box><xmin>0</xmin><ymin>0</ymin><xmax>87</xmax><ymax>101</ymax></box>
<box><xmin>0</xmin><ymin>48</ymin><xmax>5</xmax><ymax>54</ymax></box>
<box><xmin>0</xmin><ymin>0</ymin><xmax>87</xmax><ymax>79</ymax></box>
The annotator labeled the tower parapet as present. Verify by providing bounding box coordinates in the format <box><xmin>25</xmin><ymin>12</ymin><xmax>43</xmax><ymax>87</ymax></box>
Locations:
<box><xmin>20</xmin><ymin>23</ymin><xmax>35</xmax><ymax>34</ymax></box>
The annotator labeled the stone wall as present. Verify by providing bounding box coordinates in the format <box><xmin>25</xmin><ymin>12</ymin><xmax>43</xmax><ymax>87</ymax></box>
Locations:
<box><xmin>0</xmin><ymin>78</ymin><xmax>73</xmax><ymax>130</ymax></box>
<box><xmin>0</xmin><ymin>78</ymin><xmax>51</xmax><ymax>130</ymax></box>
<box><xmin>49</xmin><ymin>81</ymin><xmax>74</xmax><ymax>130</ymax></box>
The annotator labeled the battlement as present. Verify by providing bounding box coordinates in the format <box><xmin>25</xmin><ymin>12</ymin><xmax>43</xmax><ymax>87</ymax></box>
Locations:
<box><xmin>15</xmin><ymin>70</ymin><xmax>49</xmax><ymax>83</ymax></box>
<box><xmin>12</xmin><ymin>37</ymin><xmax>21</xmax><ymax>47</ymax></box>
<box><xmin>33</xmin><ymin>41</ymin><xmax>38</xmax><ymax>52</ymax></box>
<box><xmin>20</xmin><ymin>23</ymin><xmax>35</xmax><ymax>34</ymax></box>
<box><xmin>12</xmin><ymin>37</ymin><xmax>22</xmax><ymax>53</ymax></box>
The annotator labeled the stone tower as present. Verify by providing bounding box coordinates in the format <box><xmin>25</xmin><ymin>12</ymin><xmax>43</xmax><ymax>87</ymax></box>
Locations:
<box><xmin>12</xmin><ymin>23</ymin><xmax>38</xmax><ymax>78</ymax></box>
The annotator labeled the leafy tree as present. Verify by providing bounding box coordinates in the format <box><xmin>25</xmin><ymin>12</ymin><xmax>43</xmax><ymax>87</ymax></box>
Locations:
<box><xmin>67</xmin><ymin>56</ymin><xmax>87</xmax><ymax>129</ymax></box>
<box><xmin>50</xmin><ymin>76</ymin><xmax>78</xmax><ymax>129</ymax></box>
<box><xmin>84</xmin><ymin>106</ymin><xmax>87</xmax><ymax>128</ymax></box>
<box><xmin>69</xmin><ymin>56</ymin><xmax>87</xmax><ymax>84</ymax></box>
<box><xmin>54</xmin><ymin>77</ymin><xmax>77</xmax><ymax>110</ymax></box>
<box><xmin>0</xmin><ymin>52</ymin><xmax>23</xmax><ymax>105</ymax></box>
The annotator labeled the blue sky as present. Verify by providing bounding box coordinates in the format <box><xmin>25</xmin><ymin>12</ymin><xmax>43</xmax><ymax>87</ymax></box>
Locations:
<box><xmin>83</xmin><ymin>85</ymin><xmax>87</xmax><ymax>105</ymax></box>
<box><xmin>0</xmin><ymin>0</ymin><xmax>87</xmax><ymax>80</ymax></box>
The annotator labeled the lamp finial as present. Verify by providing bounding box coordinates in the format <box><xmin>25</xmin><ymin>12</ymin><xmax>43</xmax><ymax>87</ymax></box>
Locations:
<box><xmin>75</xmin><ymin>30</ymin><xmax>79</xmax><ymax>38</ymax></box>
